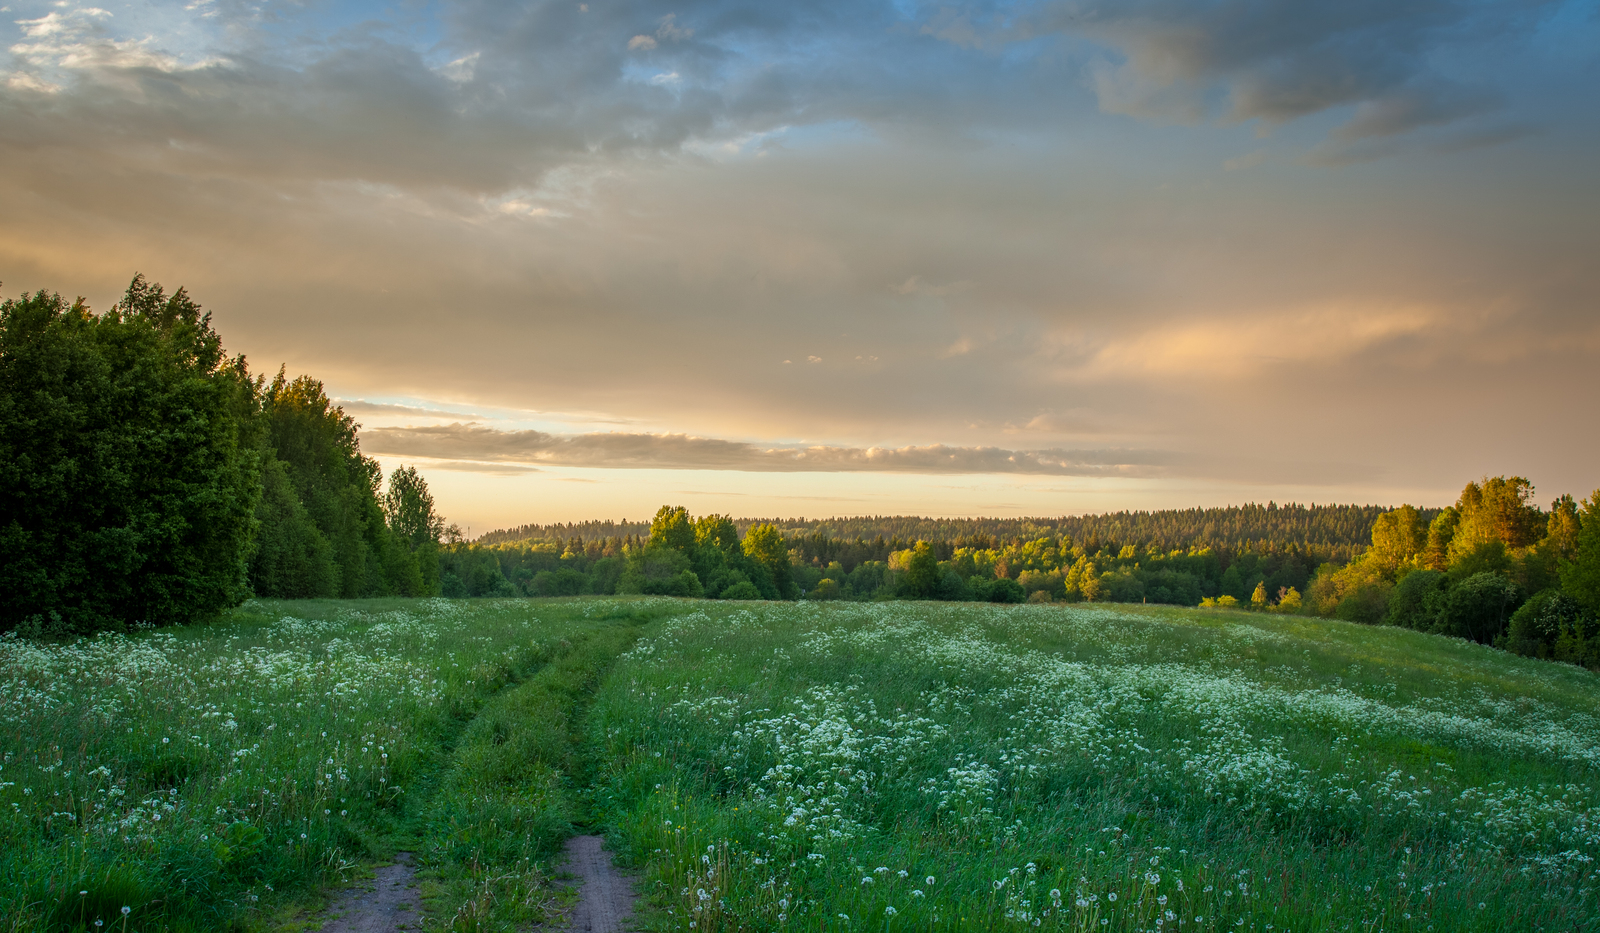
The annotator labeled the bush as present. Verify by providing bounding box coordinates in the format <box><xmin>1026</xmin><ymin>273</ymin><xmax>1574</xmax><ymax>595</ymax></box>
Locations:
<box><xmin>1434</xmin><ymin>572</ymin><xmax>1522</xmax><ymax>644</ymax></box>
<box><xmin>1502</xmin><ymin>589</ymin><xmax>1595</xmax><ymax>664</ymax></box>
<box><xmin>1386</xmin><ymin>569</ymin><xmax>1444</xmax><ymax>629</ymax></box>
<box><xmin>531</xmin><ymin>568</ymin><xmax>590</xmax><ymax>596</ymax></box>
<box><xmin>720</xmin><ymin>581</ymin><xmax>762</xmax><ymax>600</ymax></box>
<box><xmin>1334</xmin><ymin>583</ymin><xmax>1392</xmax><ymax>625</ymax></box>
<box><xmin>809</xmin><ymin>578</ymin><xmax>841</xmax><ymax>600</ymax></box>
<box><xmin>987</xmin><ymin>577</ymin><xmax>1026</xmax><ymax>603</ymax></box>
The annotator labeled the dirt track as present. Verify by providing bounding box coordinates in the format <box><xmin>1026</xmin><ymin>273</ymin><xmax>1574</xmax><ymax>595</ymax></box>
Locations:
<box><xmin>315</xmin><ymin>852</ymin><xmax>420</xmax><ymax>933</ymax></box>
<box><xmin>562</xmin><ymin>835</ymin><xmax>636</xmax><ymax>932</ymax></box>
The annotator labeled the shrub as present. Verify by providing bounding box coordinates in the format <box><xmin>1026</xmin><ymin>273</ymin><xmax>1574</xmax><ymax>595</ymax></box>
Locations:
<box><xmin>1334</xmin><ymin>583</ymin><xmax>1392</xmax><ymax>625</ymax></box>
<box><xmin>1433</xmin><ymin>572</ymin><xmax>1522</xmax><ymax>644</ymax></box>
<box><xmin>720</xmin><ymin>581</ymin><xmax>762</xmax><ymax>600</ymax></box>
<box><xmin>1503</xmin><ymin>589</ymin><xmax>1595</xmax><ymax>664</ymax></box>
<box><xmin>1386</xmin><ymin>569</ymin><xmax>1445</xmax><ymax>629</ymax></box>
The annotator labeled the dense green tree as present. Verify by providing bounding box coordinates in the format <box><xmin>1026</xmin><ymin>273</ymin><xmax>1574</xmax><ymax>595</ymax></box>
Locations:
<box><xmin>1219</xmin><ymin>564</ymin><xmax>1247</xmax><ymax>600</ymax></box>
<box><xmin>1561</xmin><ymin>492</ymin><xmax>1600</xmax><ymax>612</ymax></box>
<box><xmin>1368</xmin><ymin>505</ymin><xmax>1427</xmax><ymax>573</ymax></box>
<box><xmin>649</xmin><ymin>505</ymin><xmax>696</xmax><ymax>552</ymax></box>
<box><xmin>1546</xmin><ymin>495</ymin><xmax>1582</xmax><ymax>563</ymax></box>
<box><xmin>0</xmin><ymin>277</ymin><xmax>260</xmax><ymax>634</ymax></box>
<box><xmin>249</xmin><ymin>457</ymin><xmax>338</xmax><ymax>598</ymax></box>
<box><xmin>1423</xmin><ymin>508</ymin><xmax>1459</xmax><ymax>571</ymax></box>
<box><xmin>743</xmin><ymin>523</ymin><xmax>797</xmax><ymax>599</ymax></box>
<box><xmin>1434</xmin><ymin>572</ymin><xmax>1522</xmax><ymax>644</ymax></box>
<box><xmin>694</xmin><ymin>513</ymin><xmax>742</xmax><ymax>556</ymax></box>
<box><xmin>618</xmin><ymin>544</ymin><xmax>703</xmax><ymax>597</ymax></box>
<box><xmin>1503</xmin><ymin>590</ymin><xmax>1593</xmax><ymax>661</ymax></box>
<box><xmin>258</xmin><ymin>371</ymin><xmax>419</xmax><ymax>597</ymax></box>
<box><xmin>383</xmin><ymin>465</ymin><xmax>443</xmax><ymax>595</ymax></box>
<box><xmin>384</xmin><ymin>465</ymin><xmax>444</xmax><ymax>548</ymax></box>
<box><xmin>1448</xmin><ymin>477</ymin><xmax>1542</xmax><ymax>563</ymax></box>
<box><xmin>902</xmin><ymin>541</ymin><xmax>941</xmax><ymax>597</ymax></box>
<box><xmin>1386</xmin><ymin>569</ymin><xmax>1445</xmax><ymax>630</ymax></box>
<box><xmin>720</xmin><ymin>580</ymin><xmax>762</xmax><ymax>600</ymax></box>
<box><xmin>438</xmin><ymin>544</ymin><xmax>515</xmax><ymax>597</ymax></box>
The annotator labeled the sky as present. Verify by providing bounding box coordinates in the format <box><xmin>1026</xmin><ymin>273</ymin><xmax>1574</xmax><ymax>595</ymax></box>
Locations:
<box><xmin>2</xmin><ymin>0</ymin><xmax>1597</xmax><ymax>532</ymax></box>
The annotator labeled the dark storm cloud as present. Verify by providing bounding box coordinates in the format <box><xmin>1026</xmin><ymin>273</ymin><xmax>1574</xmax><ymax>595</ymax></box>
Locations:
<box><xmin>361</xmin><ymin>423</ymin><xmax>1170</xmax><ymax>476</ymax></box>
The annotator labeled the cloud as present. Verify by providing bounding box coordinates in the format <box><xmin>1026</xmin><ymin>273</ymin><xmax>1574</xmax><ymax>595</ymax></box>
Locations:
<box><xmin>386</xmin><ymin>459</ymin><xmax>543</xmax><ymax>474</ymax></box>
<box><xmin>0</xmin><ymin>0</ymin><xmax>1595</xmax><ymax>511</ymax></box>
<box><xmin>360</xmin><ymin>423</ymin><xmax>1172</xmax><ymax>476</ymax></box>
<box><xmin>1072</xmin><ymin>305</ymin><xmax>1440</xmax><ymax>380</ymax></box>
<box><xmin>1029</xmin><ymin>0</ymin><xmax>1563</xmax><ymax>140</ymax></box>
<box><xmin>1222</xmin><ymin>149</ymin><xmax>1266</xmax><ymax>171</ymax></box>
<box><xmin>333</xmin><ymin>399</ymin><xmax>483</xmax><ymax>419</ymax></box>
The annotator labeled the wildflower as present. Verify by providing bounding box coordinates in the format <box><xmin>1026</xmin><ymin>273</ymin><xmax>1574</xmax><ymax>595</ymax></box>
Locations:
<box><xmin>885</xmin><ymin>906</ymin><xmax>898</xmax><ymax>917</ymax></box>
<box><xmin>911</xmin><ymin>890</ymin><xmax>924</xmax><ymax>898</ymax></box>
<box><xmin>1107</xmin><ymin>892</ymin><xmax>1117</xmax><ymax>902</ymax></box>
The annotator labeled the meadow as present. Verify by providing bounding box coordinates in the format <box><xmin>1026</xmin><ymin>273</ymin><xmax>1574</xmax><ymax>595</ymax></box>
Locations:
<box><xmin>0</xmin><ymin>597</ymin><xmax>661</xmax><ymax>932</ymax></box>
<box><xmin>588</xmin><ymin>602</ymin><xmax>1600</xmax><ymax>932</ymax></box>
<box><xmin>3</xmin><ymin>598</ymin><xmax>1597</xmax><ymax>932</ymax></box>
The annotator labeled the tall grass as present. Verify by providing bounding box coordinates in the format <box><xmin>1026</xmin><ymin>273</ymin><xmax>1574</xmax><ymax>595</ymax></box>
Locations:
<box><xmin>423</xmin><ymin>617</ymin><xmax>648</xmax><ymax>931</ymax></box>
<box><xmin>587</xmin><ymin>602</ymin><xmax>1600</xmax><ymax>931</ymax></box>
<box><xmin>0</xmin><ymin>597</ymin><xmax>657</xmax><ymax>932</ymax></box>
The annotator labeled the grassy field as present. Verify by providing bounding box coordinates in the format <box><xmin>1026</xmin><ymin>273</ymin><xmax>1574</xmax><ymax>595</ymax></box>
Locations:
<box><xmin>588</xmin><ymin>602</ymin><xmax>1600</xmax><ymax>933</ymax></box>
<box><xmin>0</xmin><ymin>597</ymin><xmax>663</xmax><ymax>932</ymax></box>
<box><xmin>3</xmin><ymin>598</ymin><xmax>1598</xmax><ymax>932</ymax></box>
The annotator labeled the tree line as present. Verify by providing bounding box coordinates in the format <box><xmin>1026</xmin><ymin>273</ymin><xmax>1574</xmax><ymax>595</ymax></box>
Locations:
<box><xmin>6</xmin><ymin>277</ymin><xmax>1595</xmax><ymax>668</ymax></box>
<box><xmin>1</xmin><ymin>277</ymin><xmax>445</xmax><ymax>635</ymax></box>
<box><xmin>478</xmin><ymin>503</ymin><xmax>1395</xmax><ymax>563</ymax></box>
<box><xmin>1298</xmin><ymin>477</ymin><xmax>1600</xmax><ymax>666</ymax></box>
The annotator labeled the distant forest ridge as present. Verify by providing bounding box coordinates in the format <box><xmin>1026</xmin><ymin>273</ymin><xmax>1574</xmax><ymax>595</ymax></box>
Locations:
<box><xmin>476</xmin><ymin>503</ymin><xmax>1425</xmax><ymax>556</ymax></box>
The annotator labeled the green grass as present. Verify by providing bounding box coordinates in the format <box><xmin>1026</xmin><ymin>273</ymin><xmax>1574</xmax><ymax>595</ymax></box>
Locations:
<box><xmin>421</xmin><ymin>618</ymin><xmax>645</xmax><ymax>931</ymax></box>
<box><xmin>6</xmin><ymin>598</ymin><xmax>1598</xmax><ymax>932</ymax></box>
<box><xmin>0</xmin><ymin>597</ymin><xmax>671</xmax><ymax>932</ymax></box>
<box><xmin>586</xmin><ymin>601</ymin><xmax>1600</xmax><ymax>932</ymax></box>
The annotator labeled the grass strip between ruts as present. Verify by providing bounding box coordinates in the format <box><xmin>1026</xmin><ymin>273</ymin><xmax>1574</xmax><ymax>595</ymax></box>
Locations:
<box><xmin>419</xmin><ymin>620</ymin><xmax>644</xmax><ymax>932</ymax></box>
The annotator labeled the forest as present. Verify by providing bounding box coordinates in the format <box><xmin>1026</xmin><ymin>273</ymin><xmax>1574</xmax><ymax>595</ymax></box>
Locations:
<box><xmin>4</xmin><ymin>277</ymin><xmax>1597</xmax><ymax>669</ymax></box>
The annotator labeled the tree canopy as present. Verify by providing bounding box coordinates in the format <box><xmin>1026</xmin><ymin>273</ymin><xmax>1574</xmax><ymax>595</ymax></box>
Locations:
<box><xmin>1</xmin><ymin>278</ymin><xmax>260</xmax><ymax>633</ymax></box>
<box><xmin>2</xmin><ymin>276</ymin><xmax>450</xmax><ymax>634</ymax></box>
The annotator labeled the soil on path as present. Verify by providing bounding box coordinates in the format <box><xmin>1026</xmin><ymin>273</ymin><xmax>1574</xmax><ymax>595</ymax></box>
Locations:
<box><xmin>315</xmin><ymin>852</ymin><xmax>421</xmax><ymax>933</ymax></box>
<box><xmin>562</xmin><ymin>835</ymin><xmax>636</xmax><ymax>933</ymax></box>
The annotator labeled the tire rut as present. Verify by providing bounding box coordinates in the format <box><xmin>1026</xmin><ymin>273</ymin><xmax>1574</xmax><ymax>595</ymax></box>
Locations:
<box><xmin>313</xmin><ymin>852</ymin><xmax>421</xmax><ymax>933</ymax></box>
<box><xmin>561</xmin><ymin>835</ymin><xmax>636</xmax><ymax>933</ymax></box>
